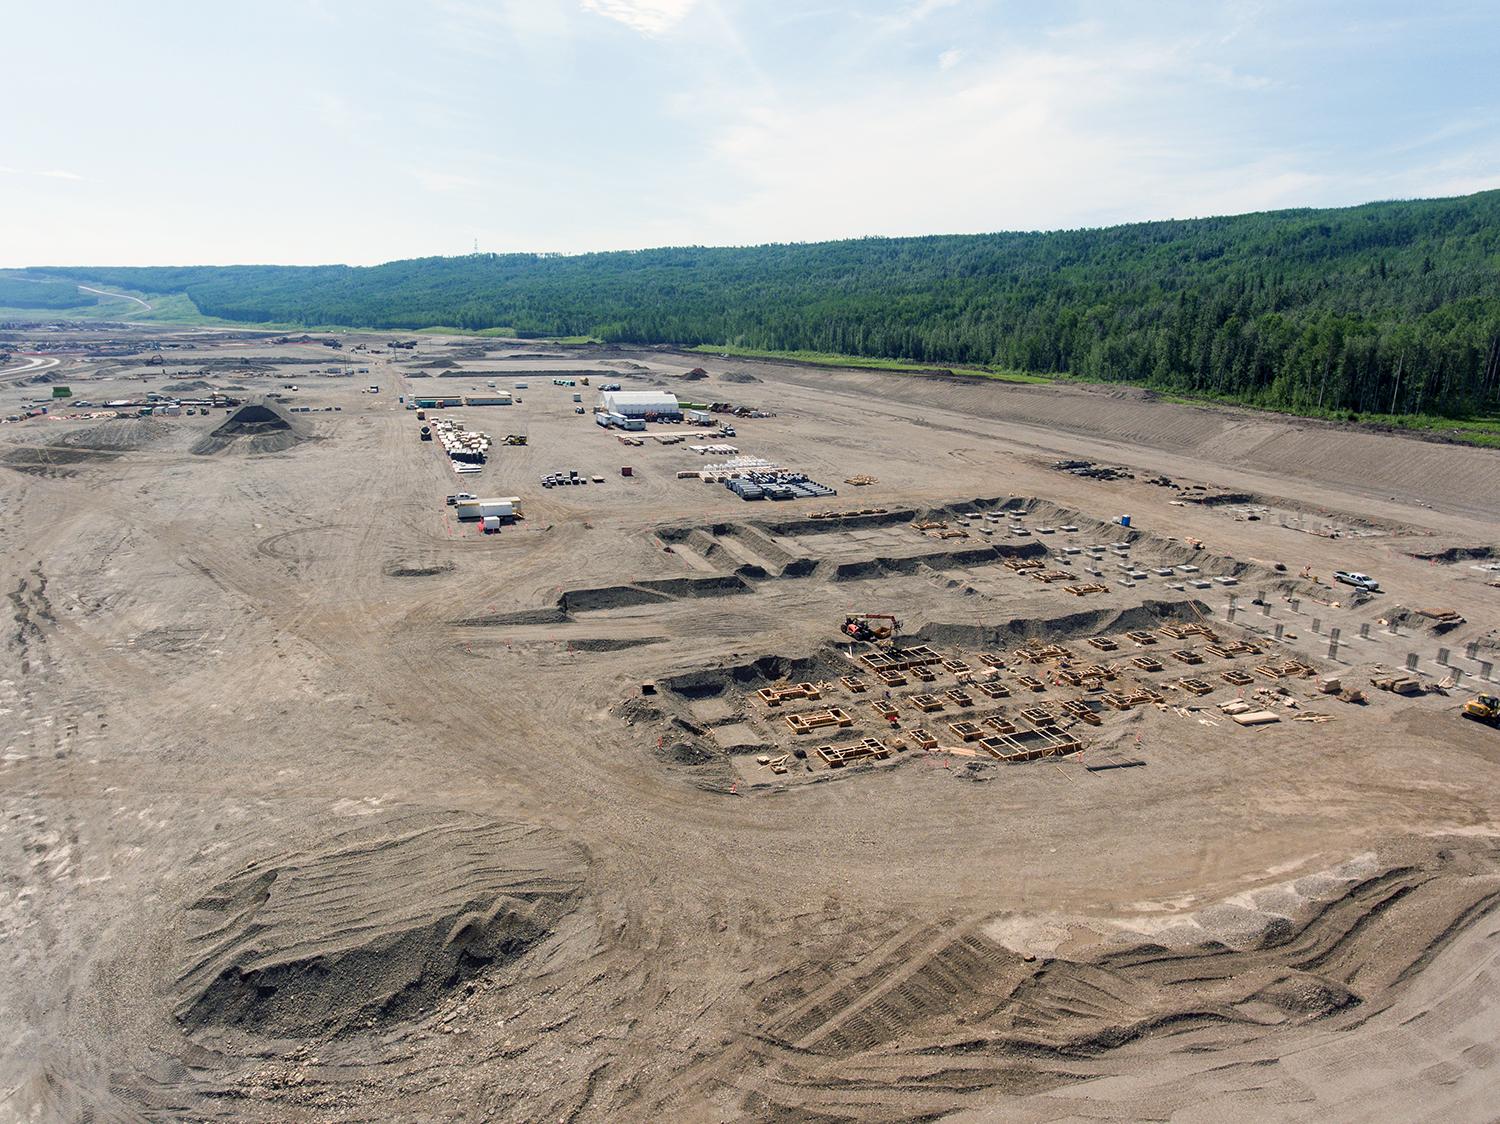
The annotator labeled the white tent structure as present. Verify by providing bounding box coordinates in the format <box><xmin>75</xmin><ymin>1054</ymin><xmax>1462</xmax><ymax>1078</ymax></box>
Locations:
<box><xmin>599</xmin><ymin>389</ymin><xmax>681</xmax><ymax>418</ymax></box>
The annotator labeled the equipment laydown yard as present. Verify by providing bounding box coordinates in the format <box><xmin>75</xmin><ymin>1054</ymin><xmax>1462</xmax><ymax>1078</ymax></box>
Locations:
<box><xmin>3</xmin><ymin>324</ymin><xmax>1500</xmax><ymax>1122</ymax></box>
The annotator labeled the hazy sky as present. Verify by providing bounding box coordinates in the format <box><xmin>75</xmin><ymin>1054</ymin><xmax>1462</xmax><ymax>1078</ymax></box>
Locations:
<box><xmin>4</xmin><ymin>0</ymin><xmax>1498</xmax><ymax>266</ymax></box>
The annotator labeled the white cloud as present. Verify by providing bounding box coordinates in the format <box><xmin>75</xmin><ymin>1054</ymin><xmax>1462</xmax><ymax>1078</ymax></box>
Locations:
<box><xmin>411</xmin><ymin>168</ymin><xmax>480</xmax><ymax>193</ymax></box>
<box><xmin>581</xmin><ymin>0</ymin><xmax>697</xmax><ymax>36</ymax></box>
<box><xmin>938</xmin><ymin>47</ymin><xmax>962</xmax><ymax>70</ymax></box>
<box><xmin>0</xmin><ymin>165</ymin><xmax>83</xmax><ymax>181</ymax></box>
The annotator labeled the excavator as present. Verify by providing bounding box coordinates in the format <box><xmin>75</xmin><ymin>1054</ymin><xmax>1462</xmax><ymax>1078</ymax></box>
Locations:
<box><xmin>503</xmin><ymin>434</ymin><xmax>528</xmax><ymax>446</ymax></box>
<box><xmin>1462</xmin><ymin>694</ymin><xmax>1500</xmax><ymax>726</ymax></box>
<box><xmin>842</xmin><ymin>613</ymin><xmax>901</xmax><ymax>644</ymax></box>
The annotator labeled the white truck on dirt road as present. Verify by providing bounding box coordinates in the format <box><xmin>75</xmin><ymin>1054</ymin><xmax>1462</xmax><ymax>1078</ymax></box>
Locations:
<box><xmin>1334</xmin><ymin>570</ymin><xmax>1380</xmax><ymax>592</ymax></box>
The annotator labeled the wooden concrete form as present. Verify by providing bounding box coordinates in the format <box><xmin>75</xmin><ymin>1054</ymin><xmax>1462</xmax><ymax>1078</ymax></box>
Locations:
<box><xmin>1221</xmin><ymin>669</ymin><xmax>1255</xmax><ymax>686</ymax></box>
<box><xmin>1086</xmin><ymin>636</ymin><xmax>1120</xmax><ymax>651</ymax></box>
<box><xmin>1170</xmin><ymin>648</ymin><xmax>1205</xmax><ymax>665</ymax></box>
<box><xmin>869</xmin><ymin>699</ymin><xmax>900</xmax><ymax>721</ymax></box>
<box><xmin>1003</xmin><ymin>557</ymin><xmax>1045</xmax><ymax>572</ymax></box>
<box><xmin>983</xmin><ymin>714</ymin><xmax>1018</xmax><ymax>735</ymax></box>
<box><xmin>948</xmin><ymin>720</ymin><xmax>985</xmax><ymax>742</ymax></box>
<box><xmin>909</xmin><ymin>728</ymin><xmax>938</xmax><ymax>750</ymax></box>
<box><xmin>786</xmin><ymin>707</ymin><xmax>854</xmax><ymax>735</ymax></box>
<box><xmin>839</xmin><ymin>675</ymin><xmax>868</xmax><ymax>693</ymax></box>
<box><xmin>758</xmin><ymin>682</ymin><xmax>821</xmax><ymax>707</ymax></box>
<box><xmin>1102</xmin><ymin>686</ymin><xmax>1164</xmax><ymax>710</ymax></box>
<box><xmin>910</xmin><ymin>693</ymin><xmax>945</xmax><ymax>713</ymax></box>
<box><xmin>974</xmin><ymin>680</ymin><xmax>1011</xmax><ymax>699</ymax></box>
<box><xmin>1178</xmin><ymin>677</ymin><xmax>1214</xmax><ymax>696</ymax></box>
<box><xmin>1125</xmin><ymin>630</ymin><xmax>1158</xmax><ymax>646</ymax></box>
<box><xmin>1016</xmin><ymin>675</ymin><xmax>1046</xmax><ymax>692</ymax></box>
<box><xmin>941</xmin><ymin>658</ymin><xmax>971</xmax><ymax>674</ymax></box>
<box><xmin>1255</xmin><ymin>659</ymin><xmax>1316</xmax><ymax>680</ymax></box>
<box><xmin>1160</xmin><ymin>622</ymin><xmax>1218</xmax><ymax>641</ymax></box>
<box><xmin>977</xmin><ymin>652</ymin><xmax>1008</xmax><ymax>668</ymax></box>
<box><xmin>1131</xmin><ymin>654</ymin><xmax>1165</xmax><ymax>672</ymax></box>
<box><xmin>861</xmin><ymin>645</ymin><xmax>943</xmax><ymax>673</ymax></box>
<box><xmin>1065</xmin><ymin>583</ymin><xmax>1110</xmax><ymax>596</ymax></box>
<box><xmin>1018</xmin><ymin>705</ymin><xmax>1059</xmax><ymax>729</ymax></box>
<box><xmin>1031</xmin><ymin>569</ymin><xmax>1076</xmax><ymax>583</ymax></box>
<box><xmin>911</xmin><ymin>664</ymin><xmax>937</xmax><ymax>683</ymax></box>
<box><xmin>1206</xmin><ymin>640</ymin><xmax>1261</xmax><ymax>658</ymax></box>
<box><xmin>944</xmin><ymin>688</ymin><xmax>974</xmax><ymax>707</ymax></box>
<box><xmin>980</xmin><ymin>729</ymin><xmax>1083</xmax><ymax>763</ymax></box>
<box><xmin>1061</xmin><ymin>699</ymin><xmax>1103</xmax><ymax>725</ymax></box>
<box><xmin>816</xmin><ymin>738</ymin><xmax>891</xmax><ymax>767</ymax></box>
<box><xmin>875</xmin><ymin>669</ymin><xmax>907</xmax><ymax>687</ymax></box>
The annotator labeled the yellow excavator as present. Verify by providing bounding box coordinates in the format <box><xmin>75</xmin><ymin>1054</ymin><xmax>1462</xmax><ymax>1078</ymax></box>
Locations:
<box><xmin>1462</xmin><ymin>694</ymin><xmax>1500</xmax><ymax>726</ymax></box>
<box><xmin>503</xmin><ymin>434</ymin><xmax>528</xmax><ymax>446</ymax></box>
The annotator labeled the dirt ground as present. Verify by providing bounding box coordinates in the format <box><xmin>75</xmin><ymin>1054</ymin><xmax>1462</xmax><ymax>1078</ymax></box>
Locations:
<box><xmin>3</xmin><ymin>326</ymin><xmax>1500</xmax><ymax>1122</ymax></box>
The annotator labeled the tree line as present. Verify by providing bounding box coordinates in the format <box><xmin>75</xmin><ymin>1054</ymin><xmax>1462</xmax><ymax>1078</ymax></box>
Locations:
<box><xmin>35</xmin><ymin>190</ymin><xmax>1500</xmax><ymax>419</ymax></box>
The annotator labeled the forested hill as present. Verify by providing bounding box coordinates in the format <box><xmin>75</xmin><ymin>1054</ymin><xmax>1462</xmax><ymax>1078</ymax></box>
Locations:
<box><xmin>35</xmin><ymin>190</ymin><xmax>1500</xmax><ymax>419</ymax></box>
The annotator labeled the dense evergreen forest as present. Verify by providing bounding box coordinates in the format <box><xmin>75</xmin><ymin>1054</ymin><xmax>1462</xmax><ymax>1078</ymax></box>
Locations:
<box><xmin>0</xmin><ymin>277</ymin><xmax>96</xmax><ymax>309</ymax></box>
<box><xmin>35</xmin><ymin>191</ymin><xmax>1500</xmax><ymax>419</ymax></box>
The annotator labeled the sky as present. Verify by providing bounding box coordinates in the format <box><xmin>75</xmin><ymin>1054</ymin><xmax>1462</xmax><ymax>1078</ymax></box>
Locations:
<box><xmin>3</xmin><ymin>0</ymin><xmax>1498</xmax><ymax>266</ymax></box>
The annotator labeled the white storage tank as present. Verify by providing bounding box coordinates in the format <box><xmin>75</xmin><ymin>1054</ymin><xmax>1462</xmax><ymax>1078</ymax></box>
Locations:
<box><xmin>482</xmin><ymin>515</ymin><xmax>500</xmax><ymax>532</ymax></box>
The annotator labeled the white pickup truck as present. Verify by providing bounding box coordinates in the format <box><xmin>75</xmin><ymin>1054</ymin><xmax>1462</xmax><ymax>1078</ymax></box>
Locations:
<box><xmin>1334</xmin><ymin>570</ymin><xmax>1380</xmax><ymax>592</ymax></box>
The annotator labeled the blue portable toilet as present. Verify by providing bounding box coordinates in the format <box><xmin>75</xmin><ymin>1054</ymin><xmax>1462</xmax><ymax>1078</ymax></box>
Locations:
<box><xmin>1120</xmin><ymin>514</ymin><xmax>1132</xmax><ymax>527</ymax></box>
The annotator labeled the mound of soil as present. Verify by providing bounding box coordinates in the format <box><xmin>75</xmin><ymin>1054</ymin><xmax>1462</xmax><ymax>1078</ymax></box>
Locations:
<box><xmin>162</xmin><ymin>380</ymin><xmax>215</xmax><ymax>393</ymax></box>
<box><xmin>385</xmin><ymin>560</ymin><xmax>457</xmax><ymax>578</ymax></box>
<box><xmin>720</xmin><ymin>371</ymin><xmax>760</xmax><ymax>383</ymax></box>
<box><xmin>191</xmin><ymin>401</ymin><xmax>309</xmax><ymax>456</ymax></box>
<box><xmin>174</xmin><ymin>811</ymin><xmax>586</xmax><ymax>1038</ymax></box>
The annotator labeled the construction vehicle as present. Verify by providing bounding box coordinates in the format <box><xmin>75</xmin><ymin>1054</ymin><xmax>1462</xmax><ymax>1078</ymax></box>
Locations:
<box><xmin>1462</xmin><ymin>694</ymin><xmax>1500</xmax><ymax>726</ymax></box>
<box><xmin>503</xmin><ymin>434</ymin><xmax>528</xmax><ymax>446</ymax></box>
<box><xmin>842</xmin><ymin>614</ymin><xmax>901</xmax><ymax>644</ymax></box>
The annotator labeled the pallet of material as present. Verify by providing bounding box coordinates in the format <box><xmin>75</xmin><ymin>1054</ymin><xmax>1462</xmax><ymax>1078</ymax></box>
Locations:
<box><xmin>1125</xmin><ymin>630</ymin><xmax>1158</xmax><ymax>646</ymax></box>
<box><xmin>839</xmin><ymin>675</ymin><xmax>868</xmax><ymax>693</ymax></box>
<box><xmin>1086</xmin><ymin>636</ymin><xmax>1120</xmax><ymax>651</ymax></box>
<box><xmin>1131</xmin><ymin>654</ymin><xmax>1164</xmax><ymax>672</ymax></box>
<box><xmin>1230</xmin><ymin>709</ymin><xmax>1281</xmax><ymax>727</ymax></box>
<box><xmin>1061</xmin><ymin>699</ymin><xmax>1103</xmax><ymax>726</ymax></box>
<box><xmin>910</xmin><ymin>693</ymin><xmax>945</xmax><ymax>713</ymax></box>
<box><xmin>1169</xmin><ymin>649</ymin><xmax>1205</xmax><ymax>665</ymax></box>
<box><xmin>786</xmin><ymin>707</ymin><xmax>855</xmax><ymax>734</ymax></box>
<box><xmin>875</xmin><ymin>669</ymin><xmax>907</xmax><ymax>687</ymax></box>
<box><xmin>1221</xmin><ymin>669</ymin><xmax>1255</xmax><ymax>686</ymax></box>
<box><xmin>1178</xmin><ymin>677</ymin><xmax>1214</xmax><ymax>696</ymax></box>
<box><xmin>1417</xmin><ymin>608</ymin><xmax>1465</xmax><ymax>626</ymax></box>
<box><xmin>816</xmin><ymin>738</ymin><xmax>892</xmax><ymax>767</ymax></box>
<box><xmin>948</xmin><ymin>721</ymin><xmax>985</xmax><ymax>742</ymax></box>
<box><xmin>758</xmin><ymin>682</ymin><xmax>821</xmax><ymax>706</ymax></box>
<box><xmin>765</xmin><ymin>754</ymin><xmax>792</xmax><ymax>774</ymax></box>
<box><xmin>941</xmin><ymin>658</ymin><xmax>972</xmax><ymax>674</ymax></box>
<box><xmin>944</xmin><ymin>688</ymin><xmax>974</xmax><ymax>707</ymax></box>
<box><xmin>975</xmin><ymin>680</ymin><xmax>1011</xmax><ymax>699</ymax></box>
<box><xmin>1065</xmin><ymin>583</ymin><xmax>1110</xmax><ymax>596</ymax></box>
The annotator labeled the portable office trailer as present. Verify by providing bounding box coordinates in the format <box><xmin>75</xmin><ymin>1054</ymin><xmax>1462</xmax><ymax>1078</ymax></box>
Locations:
<box><xmin>685</xmin><ymin>408</ymin><xmax>713</xmax><ymax>425</ymax></box>
<box><xmin>455</xmin><ymin>497</ymin><xmax>520</xmax><ymax>521</ymax></box>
